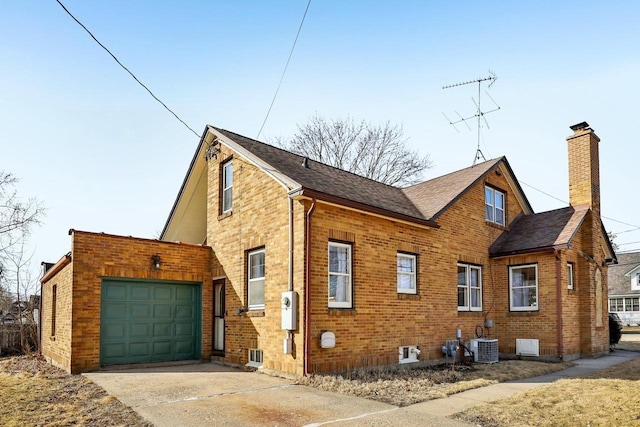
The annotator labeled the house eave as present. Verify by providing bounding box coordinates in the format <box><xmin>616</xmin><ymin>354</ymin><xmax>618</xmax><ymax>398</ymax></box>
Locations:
<box><xmin>160</xmin><ymin>126</ymin><xmax>208</xmax><ymax>240</ymax></box>
<box><xmin>40</xmin><ymin>252</ymin><xmax>72</xmax><ymax>284</ymax></box>
<box><xmin>490</xmin><ymin>244</ymin><xmax>569</xmax><ymax>259</ymax></box>
<box><xmin>290</xmin><ymin>188</ymin><xmax>439</xmax><ymax>229</ymax></box>
<box><xmin>208</xmin><ymin>126</ymin><xmax>301</xmax><ymax>191</ymax></box>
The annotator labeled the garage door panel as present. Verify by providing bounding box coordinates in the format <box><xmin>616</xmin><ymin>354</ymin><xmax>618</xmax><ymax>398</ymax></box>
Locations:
<box><xmin>130</xmin><ymin>304</ymin><xmax>151</xmax><ymax>319</ymax></box>
<box><xmin>103</xmin><ymin>323</ymin><xmax>125</xmax><ymax>338</ymax></box>
<box><xmin>175</xmin><ymin>305</ymin><xmax>194</xmax><ymax>319</ymax></box>
<box><xmin>154</xmin><ymin>287</ymin><xmax>172</xmax><ymax>301</ymax></box>
<box><xmin>175</xmin><ymin>322</ymin><xmax>193</xmax><ymax>337</ymax></box>
<box><xmin>153</xmin><ymin>323</ymin><xmax>172</xmax><ymax>338</ymax></box>
<box><xmin>176</xmin><ymin>287</ymin><xmax>195</xmax><ymax>301</ymax></box>
<box><xmin>130</xmin><ymin>323</ymin><xmax>150</xmax><ymax>337</ymax></box>
<box><xmin>104</xmin><ymin>284</ymin><xmax>127</xmax><ymax>300</ymax></box>
<box><xmin>103</xmin><ymin>343</ymin><xmax>125</xmax><ymax>358</ymax></box>
<box><xmin>153</xmin><ymin>304</ymin><xmax>172</xmax><ymax>319</ymax></box>
<box><xmin>153</xmin><ymin>341</ymin><xmax>172</xmax><ymax>356</ymax></box>
<box><xmin>103</xmin><ymin>303</ymin><xmax>127</xmax><ymax>319</ymax></box>
<box><xmin>130</xmin><ymin>342</ymin><xmax>150</xmax><ymax>357</ymax></box>
<box><xmin>176</xmin><ymin>340</ymin><xmax>195</xmax><ymax>355</ymax></box>
<box><xmin>101</xmin><ymin>279</ymin><xmax>201</xmax><ymax>367</ymax></box>
<box><xmin>130</xmin><ymin>285</ymin><xmax>151</xmax><ymax>300</ymax></box>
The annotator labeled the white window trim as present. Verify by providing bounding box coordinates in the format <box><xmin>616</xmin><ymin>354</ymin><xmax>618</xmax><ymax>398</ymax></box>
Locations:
<box><xmin>509</xmin><ymin>264</ymin><xmax>539</xmax><ymax>312</ymax></box>
<box><xmin>397</xmin><ymin>253</ymin><xmax>417</xmax><ymax>294</ymax></box>
<box><xmin>247</xmin><ymin>248</ymin><xmax>265</xmax><ymax>310</ymax></box>
<box><xmin>222</xmin><ymin>160</ymin><xmax>233</xmax><ymax>213</ymax></box>
<box><xmin>457</xmin><ymin>264</ymin><xmax>482</xmax><ymax>311</ymax></box>
<box><xmin>485</xmin><ymin>186</ymin><xmax>505</xmax><ymax>226</ymax></box>
<box><xmin>328</xmin><ymin>241</ymin><xmax>352</xmax><ymax>308</ymax></box>
<box><xmin>247</xmin><ymin>348</ymin><xmax>263</xmax><ymax>368</ymax></box>
<box><xmin>567</xmin><ymin>263</ymin><xmax>574</xmax><ymax>290</ymax></box>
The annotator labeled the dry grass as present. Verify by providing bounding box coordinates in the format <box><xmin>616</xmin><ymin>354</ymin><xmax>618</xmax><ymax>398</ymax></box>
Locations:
<box><xmin>300</xmin><ymin>360</ymin><xmax>573</xmax><ymax>407</ymax></box>
<box><xmin>0</xmin><ymin>355</ymin><xmax>151</xmax><ymax>427</ymax></box>
<box><xmin>456</xmin><ymin>354</ymin><xmax>640</xmax><ymax>427</ymax></box>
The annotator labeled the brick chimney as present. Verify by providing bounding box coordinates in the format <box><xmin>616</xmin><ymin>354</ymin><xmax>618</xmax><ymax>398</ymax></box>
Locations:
<box><xmin>566</xmin><ymin>121</ymin><xmax>600</xmax><ymax>217</ymax></box>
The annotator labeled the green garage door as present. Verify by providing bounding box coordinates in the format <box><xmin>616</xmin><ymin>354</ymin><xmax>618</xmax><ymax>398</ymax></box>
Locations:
<box><xmin>100</xmin><ymin>278</ymin><xmax>201</xmax><ymax>366</ymax></box>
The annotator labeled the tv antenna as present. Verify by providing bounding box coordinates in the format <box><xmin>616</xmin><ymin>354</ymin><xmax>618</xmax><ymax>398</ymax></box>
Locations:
<box><xmin>442</xmin><ymin>72</ymin><xmax>500</xmax><ymax>165</ymax></box>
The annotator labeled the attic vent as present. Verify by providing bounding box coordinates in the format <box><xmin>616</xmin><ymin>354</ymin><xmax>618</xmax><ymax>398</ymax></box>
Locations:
<box><xmin>302</xmin><ymin>157</ymin><xmax>309</xmax><ymax>168</ymax></box>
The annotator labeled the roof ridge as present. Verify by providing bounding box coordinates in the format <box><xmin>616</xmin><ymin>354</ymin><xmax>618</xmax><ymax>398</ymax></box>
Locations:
<box><xmin>211</xmin><ymin>126</ymin><xmax>404</xmax><ymax>189</ymax></box>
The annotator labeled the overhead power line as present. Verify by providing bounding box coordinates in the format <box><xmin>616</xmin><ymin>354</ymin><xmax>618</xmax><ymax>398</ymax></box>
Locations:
<box><xmin>55</xmin><ymin>0</ymin><xmax>200</xmax><ymax>138</ymax></box>
<box><xmin>256</xmin><ymin>0</ymin><xmax>312</xmax><ymax>140</ymax></box>
<box><xmin>520</xmin><ymin>180</ymin><xmax>640</xmax><ymax>234</ymax></box>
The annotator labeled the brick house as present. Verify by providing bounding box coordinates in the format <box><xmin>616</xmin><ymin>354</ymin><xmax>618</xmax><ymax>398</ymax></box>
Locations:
<box><xmin>608</xmin><ymin>251</ymin><xmax>640</xmax><ymax>326</ymax></box>
<box><xmin>41</xmin><ymin>121</ymin><xmax>616</xmax><ymax>374</ymax></box>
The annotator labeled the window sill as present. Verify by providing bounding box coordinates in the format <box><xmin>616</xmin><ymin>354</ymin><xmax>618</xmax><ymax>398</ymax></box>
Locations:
<box><xmin>457</xmin><ymin>309</ymin><xmax>483</xmax><ymax>314</ymax></box>
<box><xmin>486</xmin><ymin>221</ymin><xmax>507</xmax><ymax>230</ymax></box>
<box><xmin>327</xmin><ymin>308</ymin><xmax>356</xmax><ymax>316</ymax></box>
<box><xmin>398</xmin><ymin>293</ymin><xmax>420</xmax><ymax>300</ymax></box>
<box><xmin>245</xmin><ymin>362</ymin><xmax>263</xmax><ymax>369</ymax></box>
<box><xmin>508</xmin><ymin>309</ymin><xmax>540</xmax><ymax>315</ymax></box>
<box><xmin>218</xmin><ymin>211</ymin><xmax>232</xmax><ymax>221</ymax></box>
<box><xmin>246</xmin><ymin>310</ymin><xmax>265</xmax><ymax>318</ymax></box>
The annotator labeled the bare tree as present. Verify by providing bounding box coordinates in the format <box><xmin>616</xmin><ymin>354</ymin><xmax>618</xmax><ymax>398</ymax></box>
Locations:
<box><xmin>276</xmin><ymin>115</ymin><xmax>433</xmax><ymax>187</ymax></box>
<box><xmin>0</xmin><ymin>171</ymin><xmax>44</xmax><ymax>354</ymax></box>
<box><xmin>2</xmin><ymin>241</ymin><xmax>39</xmax><ymax>353</ymax></box>
<box><xmin>0</xmin><ymin>172</ymin><xmax>44</xmax><ymax>258</ymax></box>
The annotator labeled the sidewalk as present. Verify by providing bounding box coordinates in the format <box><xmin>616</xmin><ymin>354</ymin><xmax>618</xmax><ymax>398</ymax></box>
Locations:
<box><xmin>399</xmin><ymin>349</ymin><xmax>640</xmax><ymax>419</ymax></box>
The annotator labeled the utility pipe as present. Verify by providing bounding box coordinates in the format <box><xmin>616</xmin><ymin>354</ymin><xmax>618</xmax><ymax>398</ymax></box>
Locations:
<box><xmin>303</xmin><ymin>198</ymin><xmax>316</xmax><ymax>376</ymax></box>
<box><xmin>555</xmin><ymin>249</ymin><xmax>564</xmax><ymax>358</ymax></box>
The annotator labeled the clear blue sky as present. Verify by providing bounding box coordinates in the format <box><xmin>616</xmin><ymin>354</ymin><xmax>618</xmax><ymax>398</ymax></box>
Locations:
<box><xmin>2</xmin><ymin>1</ymin><xmax>640</xmax><ymax>272</ymax></box>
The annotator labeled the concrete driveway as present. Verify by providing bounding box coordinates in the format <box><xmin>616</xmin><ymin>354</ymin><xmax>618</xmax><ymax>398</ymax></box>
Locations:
<box><xmin>84</xmin><ymin>363</ymin><xmax>469</xmax><ymax>427</ymax></box>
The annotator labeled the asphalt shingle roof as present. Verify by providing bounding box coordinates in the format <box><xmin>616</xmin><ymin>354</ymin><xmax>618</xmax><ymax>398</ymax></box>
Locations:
<box><xmin>214</xmin><ymin>127</ymin><xmax>503</xmax><ymax>225</ymax></box>
<box><xmin>402</xmin><ymin>158</ymin><xmax>503</xmax><ymax>220</ymax></box>
<box><xmin>608</xmin><ymin>251</ymin><xmax>640</xmax><ymax>295</ymax></box>
<box><xmin>489</xmin><ymin>206</ymin><xmax>590</xmax><ymax>257</ymax></box>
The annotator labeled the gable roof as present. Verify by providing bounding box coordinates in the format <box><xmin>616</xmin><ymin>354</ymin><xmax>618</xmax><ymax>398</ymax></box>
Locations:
<box><xmin>161</xmin><ymin>126</ymin><xmax>535</xmax><ymax>239</ymax></box>
<box><xmin>489</xmin><ymin>206</ymin><xmax>590</xmax><ymax>257</ymax></box>
<box><xmin>402</xmin><ymin>157</ymin><xmax>533</xmax><ymax>220</ymax></box>
<box><xmin>212</xmin><ymin>127</ymin><xmax>434</xmax><ymax>226</ymax></box>
<box><xmin>609</xmin><ymin>251</ymin><xmax>640</xmax><ymax>295</ymax></box>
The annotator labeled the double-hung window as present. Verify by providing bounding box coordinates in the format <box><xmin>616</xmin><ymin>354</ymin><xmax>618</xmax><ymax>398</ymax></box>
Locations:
<box><xmin>397</xmin><ymin>253</ymin><xmax>417</xmax><ymax>294</ymax></box>
<box><xmin>509</xmin><ymin>264</ymin><xmax>538</xmax><ymax>311</ymax></box>
<box><xmin>457</xmin><ymin>264</ymin><xmax>482</xmax><ymax>311</ymax></box>
<box><xmin>485</xmin><ymin>186</ymin><xmax>505</xmax><ymax>226</ymax></box>
<box><xmin>221</xmin><ymin>160</ymin><xmax>233</xmax><ymax>213</ymax></box>
<box><xmin>328</xmin><ymin>242</ymin><xmax>352</xmax><ymax>308</ymax></box>
<box><xmin>247</xmin><ymin>248</ymin><xmax>265</xmax><ymax>310</ymax></box>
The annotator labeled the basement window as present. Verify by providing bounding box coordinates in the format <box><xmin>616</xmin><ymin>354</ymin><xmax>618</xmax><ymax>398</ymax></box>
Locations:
<box><xmin>247</xmin><ymin>348</ymin><xmax>263</xmax><ymax>368</ymax></box>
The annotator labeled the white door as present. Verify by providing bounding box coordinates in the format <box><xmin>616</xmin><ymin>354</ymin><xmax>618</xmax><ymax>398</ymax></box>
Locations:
<box><xmin>214</xmin><ymin>280</ymin><xmax>225</xmax><ymax>352</ymax></box>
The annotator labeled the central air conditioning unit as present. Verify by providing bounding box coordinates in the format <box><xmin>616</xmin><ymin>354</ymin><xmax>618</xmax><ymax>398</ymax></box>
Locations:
<box><xmin>466</xmin><ymin>338</ymin><xmax>499</xmax><ymax>363</ymax></box>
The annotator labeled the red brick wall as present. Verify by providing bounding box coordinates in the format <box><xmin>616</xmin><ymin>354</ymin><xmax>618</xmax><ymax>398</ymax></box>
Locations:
<box><xmin>42</xmin><ymin>231</ymin><xmax>214</xmax><ymax>373</ymax></box>
<box><xmin>306</xmin><ymin>165</ymin><xmax>533</xmax><ymax>372</ymax></box>
<box><xmin>41</xmin><ymin>262</ymin><xmax>73</xmax><ymax>371</ymax></box>
<box><xmin>206</xmin><ymin>148</ymin><xmax>306</xmax><ymax>375</ymax></box>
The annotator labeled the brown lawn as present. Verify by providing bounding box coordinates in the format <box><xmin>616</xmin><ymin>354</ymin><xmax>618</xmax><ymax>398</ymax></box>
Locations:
<box><xmin>0</xmin><ymin>356</ymin><xmax>151</xmax><ymax>427</ymax></box>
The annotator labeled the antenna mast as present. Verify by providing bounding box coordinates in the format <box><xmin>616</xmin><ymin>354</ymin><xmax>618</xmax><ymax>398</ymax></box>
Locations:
<box><xmin>442</xmin><ymin>72</ymin><xmax>500</xmax><ymax>165</ymax></box>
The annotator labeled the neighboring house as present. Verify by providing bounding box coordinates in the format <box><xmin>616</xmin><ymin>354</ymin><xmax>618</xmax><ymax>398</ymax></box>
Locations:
<box><xmin>40</xmin><ymin>121</ymin><xmax>616</xmax><ymax>375</ymax></box>
<box><xmin>608</xmin><ymin>251</ymin><xmax>640</xmax><ymax>326</ymax></box>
